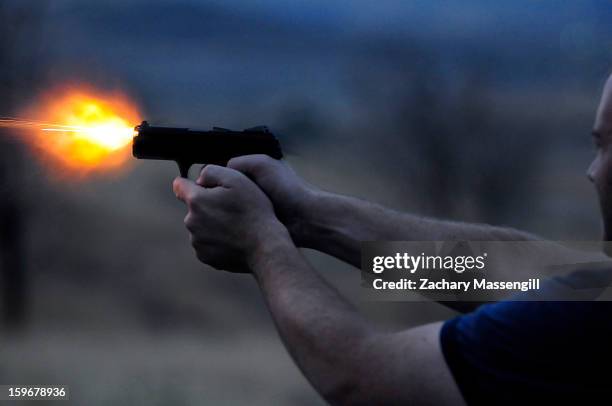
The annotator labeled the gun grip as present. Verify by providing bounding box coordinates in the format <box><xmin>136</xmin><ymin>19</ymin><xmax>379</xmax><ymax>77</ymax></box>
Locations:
<box><xmin>177</xmin><ymin>161</ymin><xmax>191</xmax><ymax>178</ymax></box>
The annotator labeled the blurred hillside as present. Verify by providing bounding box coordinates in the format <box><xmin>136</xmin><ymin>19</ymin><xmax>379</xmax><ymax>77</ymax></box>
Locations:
<box><xmin>1</xmin><ymin>0</ymin><xmax>612</xmax><ymax>404</ymax></box>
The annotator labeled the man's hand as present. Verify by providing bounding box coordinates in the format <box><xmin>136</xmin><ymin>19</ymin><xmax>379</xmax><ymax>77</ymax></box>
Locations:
<box><xmin>173</xmin><ymin>164</ymin><xmax>289</xmax><ymax>273</ymax></box>
<box><xmin>227</xmin><ymin>155</ymin><xmax>318</xmax><ymax>245</ymax></box>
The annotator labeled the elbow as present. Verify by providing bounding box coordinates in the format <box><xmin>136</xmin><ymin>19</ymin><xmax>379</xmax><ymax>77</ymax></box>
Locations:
<box><xmin>317</xmin><ymin>338</ymin><xmax>380</xmax><ymax>405</ymax></box>
<box><xmin>320</xmin><ymin>376</ymin><xmax>367</xmax><ymax>406</ymax></box>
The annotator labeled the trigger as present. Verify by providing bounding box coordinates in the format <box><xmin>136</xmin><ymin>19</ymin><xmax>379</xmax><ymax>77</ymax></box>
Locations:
<box><xmin>177</xmin><ymin>161</ymin><xmax>191</xmax><ymax>178</ymax></box>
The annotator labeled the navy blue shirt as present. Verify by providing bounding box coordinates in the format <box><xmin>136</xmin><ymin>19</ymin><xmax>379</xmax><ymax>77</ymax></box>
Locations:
<box><xmin>440</xmin><ymin>269</ymin><xmax>612</xmax><ymax>405</ymax></box>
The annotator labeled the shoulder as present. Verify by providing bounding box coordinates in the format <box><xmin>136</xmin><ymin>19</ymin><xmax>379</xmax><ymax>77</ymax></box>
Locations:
<box><xmin>440</xmin><ymin>298</ymin><xmax>612</xmax><ymax>405</ymax></box>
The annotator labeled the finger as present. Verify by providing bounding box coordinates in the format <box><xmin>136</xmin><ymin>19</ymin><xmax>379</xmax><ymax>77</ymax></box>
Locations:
<box><xmin>196</xmin><ymin>164</ymin><xmax>244</xmax><ymax>188</ymax></box>
<box><xmin>227</xmin><ymin>154</ymin><xmax>275</xmax><ymax>177</ymax></box>
<box><xmin>173</xmin><ymin>177</ymin><xmax>200</xmax><ymax>203</ymax></box>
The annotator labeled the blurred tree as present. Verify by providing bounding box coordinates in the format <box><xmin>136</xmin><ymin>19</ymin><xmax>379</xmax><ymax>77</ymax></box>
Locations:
<box><xmin>345</xmin><ymin>41</ymin><xmax>544</xmax><ymax>225</ymax></box>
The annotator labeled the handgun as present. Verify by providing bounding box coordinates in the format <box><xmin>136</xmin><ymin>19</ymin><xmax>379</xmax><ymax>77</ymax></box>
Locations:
<box><xmin>132</xmin><ymin>121</ymin><xmax>283</xmax><ymax>177</ymax></box>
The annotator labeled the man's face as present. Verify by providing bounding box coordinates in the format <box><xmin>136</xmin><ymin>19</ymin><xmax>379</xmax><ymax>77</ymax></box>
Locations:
<box><xmin>588</xmin><ymin>75</ymin><xmax>612</xmax><ymax>243</ymax></box>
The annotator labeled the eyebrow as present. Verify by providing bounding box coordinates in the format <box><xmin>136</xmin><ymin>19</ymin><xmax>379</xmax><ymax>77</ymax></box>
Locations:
<box><xmin>592</xmin><ymin>130</ymin><xmax>602</xmax><ymax>138</ymax></box>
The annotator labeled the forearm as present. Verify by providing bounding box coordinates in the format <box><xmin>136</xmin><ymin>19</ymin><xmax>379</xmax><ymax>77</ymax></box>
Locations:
<box><xmin>296</xmin><ymin>190</ymin><xmax>538</xmax><ymax>268</ymax></box>
<box><xmin>248</xmin><ymin>228</ymin><xmax>464</xmax><ymax>405</ymax></box>
<box><xmin>248</xmin><ymin>229</ymin><xmax>378</xmax><ymax>403</ymax></box>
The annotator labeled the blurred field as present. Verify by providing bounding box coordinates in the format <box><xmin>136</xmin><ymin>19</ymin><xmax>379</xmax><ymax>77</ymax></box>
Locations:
<box><xmin>1</xmin><ymin>330</ymin><xmax>323</xmax><ymax>405</ymax></box>
<box><xmin>0</xmin><ymin>153</ymin><xmax>458</xmax><ymax>405</ymax></box>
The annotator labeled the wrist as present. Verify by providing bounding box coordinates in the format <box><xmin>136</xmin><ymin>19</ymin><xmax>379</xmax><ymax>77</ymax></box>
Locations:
<box><xmin>247</xmin><ymin>219</ymin><xmax>294</xmax><ymax>277</ymax></box>
<box><xmin>289</xmin><ymin>189</ymin><xmax>335</xmax><ymax>248</ymax></box>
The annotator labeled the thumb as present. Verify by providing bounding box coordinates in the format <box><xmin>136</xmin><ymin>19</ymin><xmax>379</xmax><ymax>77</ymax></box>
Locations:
<box><xmin>227</xmin><ymin>154</ymin><xmax>276</xmax><ymax>179</ymax></box>
<box><xmin>196</xmin><ymin>164</ymin><xmax>244</xmax><ymax>188</ymax></box>
<box><xmin>173</xmin><ymin>177</ymin><xmax>200</xmax><ymax>203</ymax></box>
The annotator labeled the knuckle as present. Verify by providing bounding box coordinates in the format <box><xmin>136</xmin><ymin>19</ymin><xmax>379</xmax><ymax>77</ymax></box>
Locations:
<box><xmin>186</xmin><ymin>191</ymin><xmax>204</xmax><ymax>210</ymax></box>
<box><xmin>206</xmin><ymin>164</ymin><xmax>221</xmax><ymax>176</ymax></box>
<box><xmin>183</xmin><ymin>189</ymin><xmax>195</xmax><ymax>203</ymax></box>
<box><xmin>185</xmin><ymin>197</ymin><xmax>195</xmax><ymax>210</ymax></box>
<box><xmin>184</xmin><ymin>213</ymin><xmax>195</xmax><ymax>229</ymax></box>
<box><xmin>190</xmin><ymin>190</ymin><xmax>203</xmax><ymax>203</ymax></box>
<box><xmin>201</xmin><ymin>165</ymin><xmax>211</xmax><ymax>177</ymax></box>
<box><xmin>199</xmin><ymin>165</ymin><xmax>215</xmax><ymax>184</ymax></box>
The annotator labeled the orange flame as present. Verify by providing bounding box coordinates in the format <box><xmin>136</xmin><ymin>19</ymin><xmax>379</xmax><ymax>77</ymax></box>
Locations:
<box><xmin>20</xmin><ymin>85</ymin><xmax>141</xmax><ymax>177</ymax></box>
